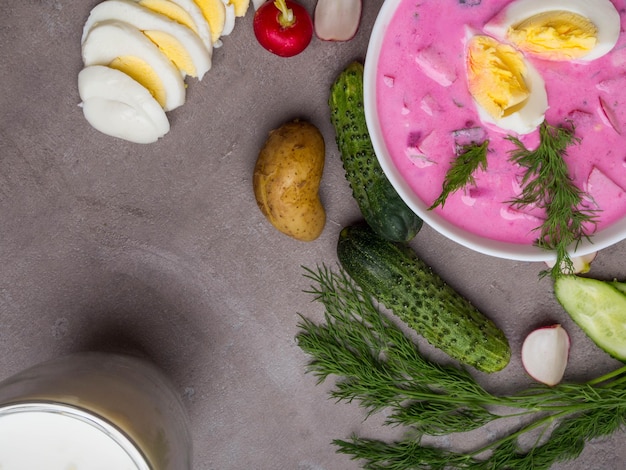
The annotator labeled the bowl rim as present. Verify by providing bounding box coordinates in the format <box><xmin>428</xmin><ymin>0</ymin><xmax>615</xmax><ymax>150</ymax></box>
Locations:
<box><xmin>363</xmin><ymin>0</ymin><xmax>625</xmax><ymax>262</ymax></box>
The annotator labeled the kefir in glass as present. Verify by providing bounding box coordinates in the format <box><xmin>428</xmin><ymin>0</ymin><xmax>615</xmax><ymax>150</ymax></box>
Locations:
<box><xmin>0</xmin><ymin>352</ymin><xmax>191</xmax><ymax>470</ymax></box>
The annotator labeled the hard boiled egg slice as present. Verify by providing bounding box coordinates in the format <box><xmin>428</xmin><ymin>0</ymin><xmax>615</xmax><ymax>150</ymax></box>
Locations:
<box><xmin>138</xmin><ymin>0</ymin><xmax>213</xmax><ymax>52</ymax></box>
<box><xmin>137</xmin><ymin>0</ymin><xmax>196</xmax><ymax>29</ymax></box>
<box><xmin>82</xmin><ymin>20</ymin><xmax>185</xmax><ymax>111</ymax></box>
<box><xmin>484</xmin><ymin>0</ymin><xmax>620</xmax><ymax>62</ymax></box>
<box><xmin>78</xmin><ymin>65</ymin><xmax>170</xmax><ymax>144</ymax></box>
<box><xmin>194</xmin><ymin>0</ymin><xmax>227</xmax><ymax>45</ymax></box>
<box><xmin>81</xmin><ymin>0</ymin><xmax>211</xmax><ymax>79</ymax></box>
<box><xmin>229</xmin><ymin>0</ymin><xmax>250</xmax><ymax>17</ymax></box>
<box><xmin>220</xmin><ymin>0</ymin><xmax>236</xmax><ymax>37</ymax></box>
<box><xmin>466</xmin><ymin>34</ymin><xmax>548</xmax><ymax>135</ymax></box>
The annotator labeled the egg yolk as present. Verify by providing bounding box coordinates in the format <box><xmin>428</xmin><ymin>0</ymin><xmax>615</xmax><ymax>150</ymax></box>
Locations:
<box><xmin>466</xmin><ymin>35</ymin><xmax>530</xmax><ymax>121</ymax></box>
<box><xmin>109</xmin><ymin>55</ymin><xmax>167</xmax><ymax>108</ymax></box>
<box><xmin>507</xmin><ymin>11</ymin><xmax>598</xmax><ymax>60</ymax></box>
<box><xmin>138</xmin><ymin>0</ymin><xmax>199</xmax><ymax>34</ymax></box>
<box><xmin>144</xmin><ymin>30</ymin><xmax>197</xmax><ymax>77</ymax></box>
<box><xmin>195</xmin><ymin>0</ymin><xmax>226</xmax><ymax>43</ymax></box>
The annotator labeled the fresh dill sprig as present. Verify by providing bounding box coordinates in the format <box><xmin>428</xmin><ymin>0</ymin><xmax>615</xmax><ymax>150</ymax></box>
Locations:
<box><xmin>428</xmin><ymin>140</ymin><xmax>489</xmax><ymax>210</ymax></box>
<box><xmin>507</xmin><ymin>122</ymin><xmax>598</xmax><ymax>278</ymax></box>
<box><xmin>334</xmin><ymin>405</ymin><xmax>626</xmax><ymax>470</ymax></box>
<box><xmin>297</xmin><ymin>265</ymin><xmax>626</xmax><ymax>470</ymax></box>
<box><xmin>297</xmin><ymin>265</ymin><xmax>499</xmax><ymax>431</ymax></box>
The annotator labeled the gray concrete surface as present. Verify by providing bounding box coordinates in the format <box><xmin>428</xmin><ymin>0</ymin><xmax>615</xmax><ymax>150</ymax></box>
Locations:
<box><xmin>2</xmin><ymin>1</ymin><xmax>626</xmax><ymax>469</ymax></box>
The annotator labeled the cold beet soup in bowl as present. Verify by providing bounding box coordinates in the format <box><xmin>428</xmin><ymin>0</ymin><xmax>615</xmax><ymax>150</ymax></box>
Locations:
<box><xmin>364</xmin><ymin>0</ymin><xmax>626</xmax><ymax>262</ymax></box>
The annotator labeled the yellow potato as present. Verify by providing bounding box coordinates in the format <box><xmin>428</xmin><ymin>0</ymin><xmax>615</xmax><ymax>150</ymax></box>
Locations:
<box><xmin>253</xmin><ymin>120</ymin><xmax>326</xmax><ymax>241</ymax></box>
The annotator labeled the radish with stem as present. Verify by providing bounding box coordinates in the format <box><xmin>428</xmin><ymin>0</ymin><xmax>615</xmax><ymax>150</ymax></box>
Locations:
<box><xmin>253</xmin><ymin>0</ymin><xmax>313</xmax><ymax>57</ymax></box>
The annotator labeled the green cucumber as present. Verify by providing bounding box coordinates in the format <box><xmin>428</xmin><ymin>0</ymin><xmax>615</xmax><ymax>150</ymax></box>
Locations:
<box><xmin>337</xmin><ymin>224</ymin><xmax>511</xmax><ymax>373</ymax></box>
<box><xmin>329</xmin><ymin>61</ymin><xmax>422</xmax><ymax>243</ymax></box>
<box><xmin>555</xmin><ymin>275</ymin><xmax>626</xmax><ymax>361</ymax></box>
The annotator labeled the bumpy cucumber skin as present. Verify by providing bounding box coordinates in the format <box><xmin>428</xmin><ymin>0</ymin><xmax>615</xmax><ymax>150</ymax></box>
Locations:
<box><xmin>329</xmin><ymin>62</ymin><xmax>422</xmax><ymax>243</ymax></box>
<box><xmin>337</xmin><ymin>224</ymin><xmax>511</xmax><ymax>373</ymax></box>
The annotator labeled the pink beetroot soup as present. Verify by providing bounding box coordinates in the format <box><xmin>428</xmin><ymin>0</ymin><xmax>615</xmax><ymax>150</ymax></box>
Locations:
<box><xmin>375</xmin><ymin>0</ymin><xmax>626</xmax><ymax>244</ymax></box>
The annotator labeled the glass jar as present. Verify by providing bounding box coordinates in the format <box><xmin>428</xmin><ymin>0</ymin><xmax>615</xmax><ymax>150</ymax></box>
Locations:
<box><xmin>0</xmin><ymin>352</ymin><xmax>191</xmax><ymax>469</ymax></box>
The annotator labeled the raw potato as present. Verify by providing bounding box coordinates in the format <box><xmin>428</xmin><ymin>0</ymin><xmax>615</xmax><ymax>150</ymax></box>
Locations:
<box><xmin>254</xmin><ymin>120</ymin><xmax>326</xmax><ymax>241</ymax></box>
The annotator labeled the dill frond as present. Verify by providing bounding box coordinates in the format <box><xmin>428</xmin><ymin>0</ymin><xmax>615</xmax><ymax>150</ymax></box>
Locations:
<box><xmin>429</xmin><ymin>140</ymin><xmax>489</xmax><ymax>210</ymax></box>
<box><xmin>507</xmin><ymin>122</ymin><xmax>598</xmax><ymax>278</ymax></box>
<box><xmin>297</xmin><ymin>265</ymin><xmax>626</xmax><ymax>470</ymax></box>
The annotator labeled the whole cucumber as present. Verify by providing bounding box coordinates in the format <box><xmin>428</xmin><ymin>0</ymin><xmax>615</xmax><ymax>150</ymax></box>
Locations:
<box><xmin>329</xmin><ymin>61</ymin><xmax>422</xmax><ymax>242</ymax></box>
<box><xmin>337</xmin><ymin>224</ymin><xmax>511</xmax><ymax>373</ymax></box>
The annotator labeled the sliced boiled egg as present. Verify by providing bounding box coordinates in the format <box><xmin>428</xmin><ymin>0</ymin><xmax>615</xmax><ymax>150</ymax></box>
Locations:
<box><xmin>466</xmin><ymin>34</ymin><xmax>548</xmax><ymax>135</ymax></box>
<box><xmin>82</xmin><ymin>20</ymin><xmax>186</xmax><ymax>111</ymax></box>
<box><xmin>194</xmin><ymin>0</ymin><xmax>227</xmax><ymax>44</ymax></box>
<box><xmin>77</xmin><ymin>0</ymin><xmax>248</xmax><ymax>143</ymax></box>
<box><xmin>484</xmin><ymin>0</ymin><xmax>620</xmax><ymax>62</ymax></box>
<box><xmin>229</xmin><ymin>0</ymin><xmax>250</xmax><ymax>17</ymax></box>
<box><xmin>81</xmin><ymin>0</ymin><xmax>211</xmax><ymax>80</ymax></box>
<box><xmin>78</xmin><ymin>65</ymin><xmax>170</xmax><ymax>144</ymax></box>
<box><xmin>221</xmin><ymin>0</ymin><xmax>236</xmax><ymax>37</ymax></box>
<box><xmin>136</xmin><ymin>0</ymin><xmax>197</xmax><ymax>32</ymax></box>
<box><xmin>146</xmin><ymin>0</ymin><xmax>214</xmax><ymax>51</ymax></box>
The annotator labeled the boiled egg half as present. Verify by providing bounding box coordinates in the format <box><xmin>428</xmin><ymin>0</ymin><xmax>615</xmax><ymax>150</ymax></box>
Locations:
<box><xmin>483</xmin><ymin>0</ymin><xmax>620</xmax><ymax>62</ymax></box>
<box><xmin>465</xmin><ymin>33</ymin><xmax>548</xmax><ymax>135</ymax></box>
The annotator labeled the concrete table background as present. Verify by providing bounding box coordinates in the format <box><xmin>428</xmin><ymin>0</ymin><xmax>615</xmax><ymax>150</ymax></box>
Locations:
<box><xmin>2</xmin><ymin>1</ymin><xmax>626</xmax><ymax>468</ymax></box>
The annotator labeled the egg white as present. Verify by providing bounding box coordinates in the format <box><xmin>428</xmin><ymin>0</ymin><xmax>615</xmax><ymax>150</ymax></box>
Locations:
<box><xmin>484</xmin><ymin>0</ymin><xmax>620</xmax><ymax>62</ymax></box>
<box><xmin>78</xmin><ymin>65</ymin><xmax>170</xmax><ymax>143</ymax></box>
<box><xmin>137</xmin><ymin>0</ymin><xmax>214</xmax><ymax>51</ymax></box>
<box><xmin>82</xmin><ymin>20</ymin><xmax>186</xmax><ymax>111</ymax></box>
<box><xmin>81</xmin><ymin>0</ymin><xmax>212</xmax><ymax>79</ymax></box>
<box><xmin>221</xmin><ymin>0</ymin><xmax>236</xmax><ymax>37</ymax></box>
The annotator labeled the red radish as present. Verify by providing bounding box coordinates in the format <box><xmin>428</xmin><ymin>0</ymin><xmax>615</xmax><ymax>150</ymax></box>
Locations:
<box><xmin>521</xmin><ymin>324</ymin><xmax>570</xmax><ymax>386</ymax></box>
<box><xmin>314</xmin><ymin>0</ymin><xmax>362</xmax><ymax>42</ymax></box>
<box><xmin>253</xmin><ymin>0</ymin><xmax>313</xmax><ymax>57</ymax></box>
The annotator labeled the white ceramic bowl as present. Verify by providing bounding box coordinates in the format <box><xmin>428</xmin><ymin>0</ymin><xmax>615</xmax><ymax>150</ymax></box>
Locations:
<box><xmin>363</xmin><ymin>0</ymin><xmax>626</xmax><ymax>262</ymax></box>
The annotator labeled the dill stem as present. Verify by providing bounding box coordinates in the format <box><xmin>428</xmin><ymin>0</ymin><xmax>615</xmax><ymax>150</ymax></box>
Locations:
<box><xmin>586</xmin><ymin>364</ymin><xmax>626</xmax><ymax>386</ymax></box>
<box><xmin>465</xmin><ymin>409</ymin><xmax>570</xmax><ymax>460</ymax></box>
<box><xmin>506</xmin><ymin>121</ymin><xmax>596</xmax><ymax>278</ymax></box>
<box><xmin>601</xmin><ymin>375</ymin><xmax>626</xmax><ymax>390</ymax></box>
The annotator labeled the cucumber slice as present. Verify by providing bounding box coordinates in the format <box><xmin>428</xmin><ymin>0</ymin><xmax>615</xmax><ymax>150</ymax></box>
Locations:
<box><xmin>610</xmin><ymin>280</ymin><xmax>626</xmax><ymax>296</ymax></box>
<box><xmin>555</xmin><ymin>275</ymin><xmax>626</xmax><ymax>361</ymax></box>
